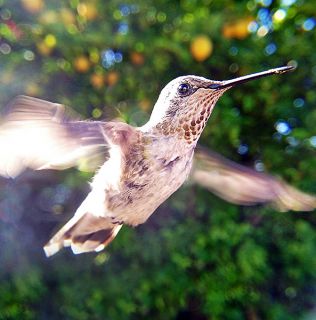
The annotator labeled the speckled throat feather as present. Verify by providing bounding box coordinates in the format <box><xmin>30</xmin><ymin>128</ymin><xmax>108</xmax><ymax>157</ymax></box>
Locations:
<box><xmin>154</xmin><ymin>88</ymin><xmax>227</xmax><ymax>144</ymax></box>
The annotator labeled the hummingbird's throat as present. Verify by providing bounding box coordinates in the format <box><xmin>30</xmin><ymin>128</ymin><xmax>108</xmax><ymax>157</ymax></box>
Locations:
<box><xmin>155</xmin><ymin>89</ymin><xmax>225</xmax><ymax>144</ymax></box>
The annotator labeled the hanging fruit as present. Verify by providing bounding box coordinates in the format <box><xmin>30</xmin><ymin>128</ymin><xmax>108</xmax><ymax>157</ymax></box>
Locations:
<box><xmin>21</xmin><ymin>0</ymin><xmax>44</xmax><ymax>14</ymax></box>
<box><xmin>190</xmin><ymin>35</ymin><xmax>213</xmax><ymax>62</ymax></box>
<box><xmin>74</xmin><ymin>55</ymin><xmax>91</xmax><ymax>73</ymax></box>
<box><xmin>60</xmin><ymin>8</ymin><xmax>76</xmax><ymax>26</ymax></box>
<box><xmin>44</xmin><ymin>34</ymin><xmax>57</xmax><ymax>48</ymax></box>
<box><xmin>222</xmin><ymin>17</ymin><xmax>253</xmax><ymax>40</ymax></box>
<box><xmin>130</xmin><ymin>52</ymin><xmax>145</xmax><ymax>66</ymax></box>
<box><xmin>39</xmin><ymin>11</ymin><xmax>58</xmax><ymax>25</ymax></box>
<box><xmin>77</xmin><ymin>2</ymin><xmax>98</xmax><ymax>21</ymax></box>
<box><xmin>90</xmin><ymin>73</ymin><xmax>105</xmax><ymax>89</ymax></box>
<box><xmin>37</xmin><ymin>42</ymin><xmax>52</xmax><ymax>56</ymax></box>
<box><xmin>106</xmin><ymin>71</ymin><xmax>119</xmax><ymax>86</ymax></box>
<box><xmin>139</xmin><ymin>99</ymin><xmax>152</xmax><ymax>112</ymax></box>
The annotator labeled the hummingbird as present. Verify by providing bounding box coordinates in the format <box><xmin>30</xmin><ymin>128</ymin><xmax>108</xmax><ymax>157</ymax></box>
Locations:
<box><xmin>0</xmin><ymin>65</ymin><xmax>315</xmax><ymax>256</ymax></box>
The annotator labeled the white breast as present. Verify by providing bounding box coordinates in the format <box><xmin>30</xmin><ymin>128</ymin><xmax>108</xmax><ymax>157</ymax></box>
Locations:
<box><xmin>91</xmin><ymin>143</ymin><xmax>122</xmax><ymax>192</ymax></box>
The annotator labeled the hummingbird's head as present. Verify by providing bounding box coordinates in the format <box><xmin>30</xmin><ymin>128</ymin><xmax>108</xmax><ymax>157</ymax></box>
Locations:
<box><xmin>147</xmin><ymin>65</ymin><xmax>294</xmax><ymax>144</ymax></box>
<box><xmin>148</xmin><ymin>76</ymin><xmax>227</xmax><ymax>141</ymax></box>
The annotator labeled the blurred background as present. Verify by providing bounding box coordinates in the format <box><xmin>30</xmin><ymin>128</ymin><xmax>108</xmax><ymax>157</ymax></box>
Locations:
<box><xmin>0</xmin><ymin>0</ymin><xmax>316</xmax><ymax>319</ymax></box>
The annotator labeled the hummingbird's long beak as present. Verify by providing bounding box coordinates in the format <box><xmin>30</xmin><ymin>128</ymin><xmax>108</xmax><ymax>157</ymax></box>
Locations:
<box><xmin>208</xmin><ymin>65</ymin><xmax>294</xmax><ymax>89</ymax></box>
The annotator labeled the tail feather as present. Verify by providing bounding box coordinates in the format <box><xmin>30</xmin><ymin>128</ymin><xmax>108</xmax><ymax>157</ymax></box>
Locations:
<box><xmin>70</xmin><ymin>225</ymin><xmax>122</xmax><ymax>254</ymax></box>
<box><xmin>43</xmin><ymin>213</ymin><xmax>122</xmax><ymax>257</ymax></box>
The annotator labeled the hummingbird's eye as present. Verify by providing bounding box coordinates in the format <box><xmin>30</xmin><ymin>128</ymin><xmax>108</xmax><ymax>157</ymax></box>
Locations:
<box><xmin>178</xmin><ymin>83</ymin><xmax>191</xmax><ymax>96</ymax></box>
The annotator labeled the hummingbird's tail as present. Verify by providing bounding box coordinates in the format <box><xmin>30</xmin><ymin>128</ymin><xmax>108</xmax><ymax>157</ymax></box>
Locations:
<box><xmin>43</xmin><ymin>212</ymin><xmax>122</xmax><ymax>257</ymax></box>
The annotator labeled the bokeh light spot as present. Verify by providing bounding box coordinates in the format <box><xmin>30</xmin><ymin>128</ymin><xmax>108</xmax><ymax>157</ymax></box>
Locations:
<box><xmin>275</xmin><ymin>120</ymin><xmax>291</xmax><ymax>135</ymax></box>
<box><xmin>119</xmin><ymin>4</ymin><xmax>131</xmax><ymax>16</ymax></box>
<box><xmin>309</xmin><ymin>136</ymin><xmax>316</xmax><ymax>148</ymax></box>
<box><xmin>273</xmin><ymin>9</ymin><xmax>286</xmax><ymax>22</ymax></box>
<box><xmin>92</xmin><ymin>108</ymin><xmax>102</xmax><ymax>118</ymax></box>
<box><xmin>44</xmin><ymin>34</ymin><xmax>57</xmax><ymax>48</ymax></box>
<box><xmin>157</xmin><ymin>12</ymin><xmax>167</xmax><ymax>22</ymax></box>
<box><xmin>258</xmin><ymin>8</ymin><xmax>271</xmax><ymax>23</ymax></box>
<box><xmin>254</xmin><ymin>160</ymin><xmax>265</xmax><ymax>172</ymax></box>
<box><xmin>0</xmin><ymin>43</ymin><xmax>11</xmax><ymax>54</ymax></box>
<box><xmin>184</xmin><ymin>13</ymin><xmax>194</xmax><ymax>23</ymax></box>
<box><xmin>302</xmin><ymin>18</ymin><xmax>315</xmax><ymax>31</ymax></box>
<box><xmin>229</xmin><ymin>46</ymin><xmax>238</xmax><ymax>56</ymax></box>
<box><xmin>229</xmin><ymin>63</ymin><xmax>239</xmax><ymax>73</ymax></box>
<box><xmin>257</xmin><ymin>25</ymin><xmax>269</xmax><ymax>37</ymax></box>
<box><xmin>117</xmin><ymin>22</ymin><xmax>129</xmax><ymax>34</ymax></box>
<box><xmin>293</xmin><ymin>98</ymin><xmax>304</xmax><ymax>108</ymax></box>
<box><xmin>237</xmin><ymin>143</ymin><xmax>249</xmax><ymax>155</ymax></box>
<box><xmin>101</xmin><ymin>49</ymin><xmax>123</xmax><ymax>68</ymax></box>
<box><xmin>288</xmin><ymin>60</ymin><xmax>298</xmax><ymax>69</ymax></box>
<box><xmin>265</xmin><ymin>43</ymin><xmax>277</xmax><ymax>55</ymax></box>
<box><xmin>286</xmin><ymin>136</ymin><xmax>299</xmax><ymax>147</ymax></box>
<box><xmin>257</xmin><ymin>0</ymin><xmax>273</xmax><ymax>6</ymax></box>
<box><xmin>113</xmin><ymin>9</ymin><xmax>122</xmax><ymax>20</ymax></box>
<box><xmin>281</xmin><ymin>0</ymin><xmax>297</xmax><ymax>5</ymax></box>
<box><xmin>285</xmin><ymin>287</ymin><xmax>297</xmax><ymax>299</ymax></box>
<box><xmin>23</xmin><ymin>50</ymin><xmax>35</xmax><ymax>61</ymax></box>
<box><xmin>248</xmin><ymin>21</ymin><xmax>258</xmax><ymax>33</ymax></box>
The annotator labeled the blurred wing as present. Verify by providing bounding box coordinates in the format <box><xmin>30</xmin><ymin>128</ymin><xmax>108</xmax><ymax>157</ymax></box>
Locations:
<box><xmin>0</xmin><ymin>95</ymin><xmax>109</xmax><ymax>178</ymax></box>
<box><xmin>190</xmin><ymin>146</ymin><xmax>316</xmax><ymax>212</ymax></box>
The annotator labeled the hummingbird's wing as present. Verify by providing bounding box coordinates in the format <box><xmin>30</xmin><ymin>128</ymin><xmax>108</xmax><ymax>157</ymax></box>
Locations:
<box><xmin>0</xmin><ymin>95</ymin><xmax>110</xmax><ymax>178</ymax></box>
<box><xmin>190</xmin><ymin>146</ymin><xmax>316</xmax><ymax>212</ymax></box>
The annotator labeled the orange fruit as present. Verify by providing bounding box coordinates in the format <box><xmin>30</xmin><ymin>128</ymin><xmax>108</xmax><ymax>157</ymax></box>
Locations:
<box><xmin>190</xmin><ymin>35</ymin><xmax>213</xmax><ymax>62</ymax></box>
<box><xmin>139</xmin><ymin>99</ymin><xmax>151</xmax><ymax>112</ymax></box>
<box><xmin>90</xmin><ymin>73</ymin><xmax>105</xmax><ymax>89</ymax></box>
<box><xmin>44</xmin><ymin>34</ymin><xmax>57</xmax><ymax>48</ymax></box>
<box><xmin>130</xmin><ymin>52</ymin><xmax>145</xmax><ymax>66</ymax></box>
<box><xmin>40</xmin><ymin>10</ymin><xmax>58</xmax><ymax>24</ymax></box>
<box><xmin>106</xmin><ymin>71</ymin><xmax>119</xmax><ymax>86</ymax></box>
<box><xmin>37</xmin><ymin>41</ymin><xmax>52</xmax><ymax>56</ymax></box>
<box><xmin>21</xmin><ymin>0</ymin><xmax>43</xmax><ymax>13</ymax></box>
<box><xmin>60</xmin><ymin>8</ymin><xmax>76</xmax><ymax>25</ymax></box>
<box><xmin>74</xmin><ymin>56</ymin><xmax>91</xmax><ymax>73</ymax></box>
<box><xmin>222</xmin><ymin>18</ymin><xmax>252</xmax><ymax>40</ymax></box>
<box><xmin>77</xmin><ymin>3</ymin><xmax>98</xmax><ymax>21</ymax></box>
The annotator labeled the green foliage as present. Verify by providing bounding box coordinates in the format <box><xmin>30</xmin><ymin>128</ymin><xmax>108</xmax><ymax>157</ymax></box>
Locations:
<box><xmin>0</xmin><ymin>0</ymin><xmax>315</xmax><ymax>319</ymax></box>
